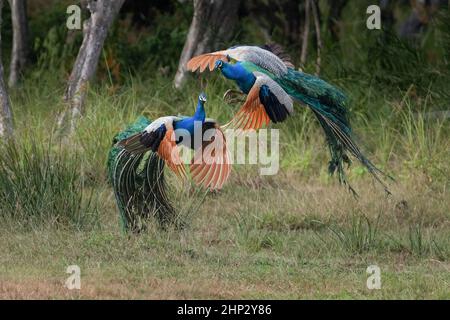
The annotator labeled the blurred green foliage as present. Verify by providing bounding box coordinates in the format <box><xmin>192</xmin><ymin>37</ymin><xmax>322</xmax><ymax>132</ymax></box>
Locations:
<box><xmin>13</xmin><ymin>1</ymin><xmax>447</xmax><ymax>105</ymax></box>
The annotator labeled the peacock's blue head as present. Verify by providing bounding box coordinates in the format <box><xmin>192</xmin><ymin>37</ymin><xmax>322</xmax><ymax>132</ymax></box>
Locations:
<box><xmin>198</xmin><ymin>92</ymin><xmax>207</xmax><ymax>103</ymax></box>
<box><xmin>214</xmin><ymin>60</ymin><xmax>225</xmax><ymax>70</ymax></box>
<box><xmin>194</xmin><ymin>92</ymin><xmax>207</xmax><ymax>120</ymax></box>
<box><xmin>214</xmin><ymin>54</ymin><xmax>231</xmax><ymax>71</ymax></box>
<box><xmin>216</xmin><ymin>59</ymin><xmax>236</xmax><ymax>80</ymax></box>
<box><xmin>216</xmin><ymin>60</ymin><xmax>248</xmax><ymax>82</ymax></box>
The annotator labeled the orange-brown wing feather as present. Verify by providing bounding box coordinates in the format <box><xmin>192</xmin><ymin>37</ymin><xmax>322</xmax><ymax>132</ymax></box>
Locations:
<box><xmin>187</xmin><ymin>52</ymin><xmax>227</xmax><ymax>72</ymax></box>
<box><xmin>157</xmin><ymin>128</ymin><xmax>187</xmax><ymax>179</ymax></box>
<box><xmin>223</xmin><ymin>85</ymin><xmax>271</xmax><ymax>131</ymax></box>
<box><xmin>189</xmin><ymin>126</ymin><xmax>231</xmax><ymax>190</ymax></box>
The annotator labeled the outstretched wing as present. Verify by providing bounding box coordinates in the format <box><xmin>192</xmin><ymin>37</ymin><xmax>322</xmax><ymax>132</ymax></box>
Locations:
<box><xmin>187</xmin><ymin>52</ymin><xmax>229</xmax><ymax>73</ymax></box>
<box><xmin>187</xmin><ymin>45</ymin><xmax>290</xmax><ymax>77</ymax></box>
<box><xmin>157</xmin><ymin>128</ymin><xmax>187</xmax><ymax>179</ymax></box>
<box><xmin>260</xmin><ymin>43</ymin><xmax>295</xmax><ymax>69</ymax></box>
<box><xmin>118</xmin><ymin>116</ymin><xmax>186</xmax><ymax>179</ymax></box>
<box><xmin>190</xmin><ymin>121</ymin><xmax>231</xmax><ymax>190</ymax></box>
<box><xmin>224</xmin><ymin>72</ymin><xmax>294</xmax><ymax>131</ymax></box>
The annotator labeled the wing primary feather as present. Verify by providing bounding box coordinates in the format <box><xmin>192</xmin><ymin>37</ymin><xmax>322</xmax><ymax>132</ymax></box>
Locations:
<box><xmin>186</xmin><ymin>52</ymin><xmax>227</xmax><ymax>73</ymax></box>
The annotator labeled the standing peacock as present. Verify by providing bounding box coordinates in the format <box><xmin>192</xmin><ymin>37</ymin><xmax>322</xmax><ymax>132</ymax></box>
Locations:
<box><xmin>108</xmin><ymin>93</ymin><xmax>231</xmax><ymax>232</ymax></box>
<box><xmin>187</xmin><ymin>45</ymin><xmax>393</xmax><ymax>195</ymax></box>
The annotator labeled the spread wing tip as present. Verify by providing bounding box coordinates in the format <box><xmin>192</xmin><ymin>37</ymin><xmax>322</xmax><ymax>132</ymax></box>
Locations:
<box><xmin>189</xmin><ymin>127</ymin><xmax>231</xmax><ymax>190</ymax></box>
<box><xmin>117</xmin><ymin>133</ymin><xmax>149</xmax><ymax>154</ymax></box>
<box><xmin>186</xmin><ymin>53</ymin><xmax>227</xmax><ymax>73</ymax></box>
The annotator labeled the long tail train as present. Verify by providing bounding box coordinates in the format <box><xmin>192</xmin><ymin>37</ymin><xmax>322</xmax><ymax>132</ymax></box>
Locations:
<box><xmin>107</xmin><ymin>116</ymin><xmax>176</xmax><ymax>232</ymax></box>
<box><xmin>281</xmin><ymin>69</ymin><xmax>394</xmax><ymax>196</ymax></box>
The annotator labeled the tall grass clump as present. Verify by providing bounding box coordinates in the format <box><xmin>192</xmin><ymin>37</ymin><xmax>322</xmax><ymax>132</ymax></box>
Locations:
<box><xmin>0</xmin><ymin>140</ymin><xmax>98</xmax><ymax>228</ymax></box>
<box><xmin>326</xmin><ymin>214</ymin><xmax>380</xmax><ymax>254</ymax></box>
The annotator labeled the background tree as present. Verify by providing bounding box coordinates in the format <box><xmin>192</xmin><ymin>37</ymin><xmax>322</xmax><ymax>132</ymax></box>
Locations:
<box><xmin>399</xmin><ymin>0</ymin><xmax>446</xmax><ymax>41</ymax></box>
<box><xmin>300</xmin><ymin>0</ymin><xmax>322</xmax><ymax>74</ymax></box>
<box><xmin>59</xmin><ymin>0</ymin><xmax>125</xmax><ymax>136</ymax></box>
<box><xmin>327</xmin><ymin>0</ymin><xmax>347</xmax><ymax>42</ymax></box>
<box><xmin>246</xmin><ymin>1</ymin><xmax>303</xmax><ymax>45</ymax></box>
<box><xmin>173</xmin><ymin>0</ymin><xmax>240</xmax><ymax>89</ymax></box>
<box><xmin>8</xmin><ymin>0</ymin><xmax>28</xmax><ymax>88</ymax></box>
<box><xmin>0</xmin><ymin>0</ymin><xmax>14</xmax><ymax>139</ymax></box>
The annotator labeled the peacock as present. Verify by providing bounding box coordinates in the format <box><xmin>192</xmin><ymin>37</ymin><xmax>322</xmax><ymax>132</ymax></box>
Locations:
<box><xmin>108</xmin><ymin>93</ymin><xmax>231</xmax><ymax>232</ymax></box>
<box><xmin>187</xmin><ymin>44</ymin><xmax>393</xmax><ymax>196</ymax></box>
<box><xmin>107</xmin><ymin>116</ymin><xmax>174</xmax><ymax>232</ymax></box>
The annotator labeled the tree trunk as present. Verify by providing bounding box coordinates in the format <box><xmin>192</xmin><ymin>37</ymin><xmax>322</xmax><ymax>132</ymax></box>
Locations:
<box><xmin>379</xmin><ymin>0</ymin><xmax>395</xmax><ymax>30</ymax></box>
<box><xmin>0</xmin><ymin>0</ymin><xmax>14</xmax><ymax>139</ymax></box>
<box><xmin>398</xmin><ymin>0</ymin><xmax>445</xmax><ymax>41</ymax></box>
<box><xmin>311</xmin><ymin>0</ymin><xmax>322</xmax><ymax>75</ymax></box>
<box><xmin>59</xmin><ymin>0</ymin><xmax>124</xmax><ymax>136</ymax></box>
<box><xmin>8</xmin><ymin>0</ymin><xmax>28</xmax><ymax>88</ymax></box>
<box><xmin>300</xmin><ymin>0</ymin><xmax>311</xmax><ymax>67</ymax></box>
<box><xmin>327</xmin><ymin>0</ymin><xmax>347</xmax><ymax>42</ymax></box>
<box><xmin>173</xmin><ymin>0</ymin><xmax>240</xmax><ymax>89</ymax></box>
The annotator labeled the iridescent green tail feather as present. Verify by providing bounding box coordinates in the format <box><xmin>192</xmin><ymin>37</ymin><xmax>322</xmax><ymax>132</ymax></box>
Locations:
<box><xmin>107</xmin><ymin>116</ymin><xmax>175</xmax><ymax>232</ymax></box>
<box><xmin>280</xmin><ymin>69</ymin><xmax>393</xmax><ymax>196</ymax></box>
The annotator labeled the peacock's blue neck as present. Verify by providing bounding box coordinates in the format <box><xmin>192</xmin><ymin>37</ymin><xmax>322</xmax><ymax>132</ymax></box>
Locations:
<box><xmin>174</xmin><ymin>100</ymin><xmax>206</xmax><ymax>139</ymax></box>
<box><xmin>193</xmin><ymin>100</ymin><xmax>206</xmax><ymax>122</ymax></box>
<box><xmin>221</xmin><ymin>62</ymin><xmax>256</xmax><ymax>94</ymax></box>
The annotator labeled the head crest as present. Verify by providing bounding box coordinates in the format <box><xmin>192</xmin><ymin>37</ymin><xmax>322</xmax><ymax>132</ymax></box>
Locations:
<box><xmin>199</xmin><ymin>92</ymin><xmax>207</xmax><ymax>102</ymax></box>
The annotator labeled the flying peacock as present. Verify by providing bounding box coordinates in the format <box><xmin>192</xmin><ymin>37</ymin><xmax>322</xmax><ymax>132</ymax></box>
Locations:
<box><xmin>187</xmin><ymin>44</ymin><xmax>393</xmax><ymax>196</ymax></box>
<box><xmin>108</xmin><ymin>93</ymin><xmax>231</xmax><ymax>232</ymax></box>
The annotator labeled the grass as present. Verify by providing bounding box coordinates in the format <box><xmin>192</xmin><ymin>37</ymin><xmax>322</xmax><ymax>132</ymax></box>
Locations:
<box><xmin>0</xmin><ymin>140</ymin><xmax>97</xmax><ymax>229</ymax></box>
<box><xmin>0</xmin><ymin>0</ymin><xmax>448</xmax><ymax>299</ymax></box>
<box><xmin>0</xmin><ymin>70</ymin><xmax>448</xmax><ymax>299</ymax></box>
<box><xmin>0</xmin><ymin>174</ymin><xmax>448</xmax><ymax>299</ymax></box>
<box><xmin>2</xmin><ymin>9</ymin><xmax>450</xmax><ymax>296</ymax></box>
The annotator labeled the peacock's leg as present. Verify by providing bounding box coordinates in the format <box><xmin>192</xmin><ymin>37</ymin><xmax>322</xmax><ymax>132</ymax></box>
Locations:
<box><xmin>223</xmin><ymin>89</ymin><xmax>246</xmax><ymax>105</ymax></box>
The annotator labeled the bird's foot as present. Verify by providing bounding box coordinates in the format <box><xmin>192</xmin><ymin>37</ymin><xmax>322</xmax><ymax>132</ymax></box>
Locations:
<box><xmin>223</xmin><ymin>89</ymin><xmax>245</xmax><ymax>105</ymax></box>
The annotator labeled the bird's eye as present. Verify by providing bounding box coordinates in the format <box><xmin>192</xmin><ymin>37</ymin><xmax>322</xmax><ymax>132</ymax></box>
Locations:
<box><xmin>215</xmin><ymin>60</ymin><xmax>223</xmax><ymax>69</ymax></box>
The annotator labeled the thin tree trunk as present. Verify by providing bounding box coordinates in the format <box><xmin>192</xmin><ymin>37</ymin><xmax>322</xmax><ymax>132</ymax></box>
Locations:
<box><xmin>379</xmin><ymin>0</ymin><xmax>395</xmax><ymax>30</ymax></box>
<box><xmin>173</xmin><ymin>0</ymin><xmax>240</xmax><ymax>89</ymax></box>
<box><xmin>8</xmin><ymin>0</ymin><xmax>28</xmax><ymax>87</ymax></box>
<box><xmin>300</xmin><ymin>0</ymin><xmax>311</xmax><ymax>68</ymax></box>
<box><xmin>0</xmin><ymin>0</ymin><xmax>14</xmax><ymax>139</ymax></box>
<box><xmin>327</xmin><ymin>0</ymin><xmax>347</xmax><ymax>42</ymax></box>
<box><xmin>59</xmin><ymin>0</ymin><xmax>124</xmax><ymax>136</ymax></box>
<box><xmin>311</xmin><ymin>0</ymin><xmax>322</xmax><ymax>75</ymax></box>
